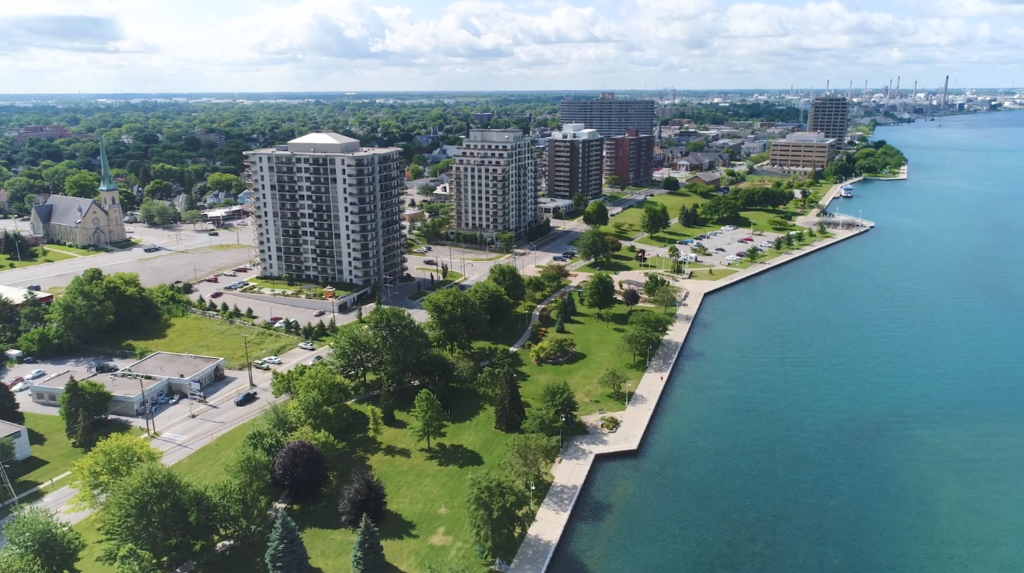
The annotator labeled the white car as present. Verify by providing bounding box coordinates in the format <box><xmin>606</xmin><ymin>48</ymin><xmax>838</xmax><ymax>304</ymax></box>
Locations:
<box><xmin>759</xmin><ymin>241</ymin><xmax>774</xmax><ymax>248</ymax></box>
<box><xmin>262</xmin><ymin>356</ymin><xmax>283</xmax><ymax>365</ymax></box>
<box><xmin>10</xmin><ymin>382</ymin><xmax>30</xmax><ymax>392</ymax></box>
<box><xmin>26</xmin><ymin>369</ymin><xmax>46</xmax><ymax>380</ymax></box>
<box><xmin>299</xmin><ymin>342</ymin><xmax>316</xmax><ymax>351</ymax></box>
<box><xmin>223</xmin><ymin>271</ymin><xmax>237</xmax><ymax>277</ymax></box>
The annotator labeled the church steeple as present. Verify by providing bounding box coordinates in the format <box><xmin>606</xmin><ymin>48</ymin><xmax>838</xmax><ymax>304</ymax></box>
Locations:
<box><xmin>99</xmin><ymin>141</ymin><xmax>118</xmax><ymax>192</ymax></box>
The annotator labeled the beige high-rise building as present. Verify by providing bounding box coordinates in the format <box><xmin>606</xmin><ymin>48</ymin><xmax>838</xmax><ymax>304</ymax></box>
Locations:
<box><xmin>807</xmin><ymin>96</ymin><xmax>850</xmax><ymax>142</ymax></box>
<box><xmin>768</xmin><ymin>132</ymin><xmax>837</xmax><ymax>170</ymax></box>
<box><xmin>245</xmin><ymin>132</ymin><xmax>405</xmax><ymax>289</ymax></box>
<box><xmin>452</xmin><ymin>129</ymin><xmax>538</xmax><ymax>239</ymax></box>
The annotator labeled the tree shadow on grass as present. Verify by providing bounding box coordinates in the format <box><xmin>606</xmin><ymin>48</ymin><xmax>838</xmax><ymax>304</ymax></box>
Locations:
<box><xmin>424</xmin><ymin>443</ymin><xmax>484</xmax><ymax>468</ymax></box>
<box><xmin>378</xmin><ymin>509</ymin><xmax>418</xmax><ymax>541</ymax></box>
<box><xmin>380</xmin><ymin>445</ymin><xmax>411</xmax><ymax>458</ymax></box>
<box><xmin>447</xmin><ymin>390</ymin><xmax>484</xmax><ymax>424</ymax></box>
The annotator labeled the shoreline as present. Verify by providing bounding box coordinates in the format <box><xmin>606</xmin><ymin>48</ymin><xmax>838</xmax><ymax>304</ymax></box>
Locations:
<box><xmin>508</xmin><ymin>225</ymin><xmax>873</xmax><ymax>572</ymax></box>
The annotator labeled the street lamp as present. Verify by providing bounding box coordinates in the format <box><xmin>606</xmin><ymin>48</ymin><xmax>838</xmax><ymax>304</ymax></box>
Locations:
<box><xmin>530</xmin><ymin>481</ymin><xmax>536</xmax><ymax>510</ymax></box>
<box><xmin>626</xmin><ymin>380</ymin><xmax>631</xmax><ymax>408</ymax></box>
<box><xmin>528</xmin><ymin>241</ymin><xmax>538</xmax><ymax>267</ymax></box>
<box><xmin>558</xmin><ymin>414</ymin><xmax>566</xmax><ymax>450</ymax></box>
<box><xmin>647</xmin><ymin>344</ymin><xmax>652</xmax><ymax>367</ymax></box>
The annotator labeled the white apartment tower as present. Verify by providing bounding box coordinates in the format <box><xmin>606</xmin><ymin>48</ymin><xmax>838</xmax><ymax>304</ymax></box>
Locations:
<box><xmin>245</xmin><ymin>132</ymin><xmax>405</xmax><ymax>289</ymax></box>
<box><xmin>452</xmin><ymin>129</ymin><xmax>538</xmax><ymax>239</ymax></box>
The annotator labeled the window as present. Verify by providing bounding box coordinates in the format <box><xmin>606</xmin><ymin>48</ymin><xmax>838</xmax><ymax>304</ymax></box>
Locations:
<box><xmin>35</xmin><ymin>393</ymin><xmax>44</xmax><ymax>401</ymax></box>
<box><xmin>47</xmin><ymin>393</ymin><xmax>57</xmax><ymax>402</ymax></box>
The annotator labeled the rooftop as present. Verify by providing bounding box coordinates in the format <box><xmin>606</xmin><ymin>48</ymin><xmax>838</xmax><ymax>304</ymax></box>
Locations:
<box><xmin>0</xmin><ymin>420</ymin><xmax>25</xmax><ymax>438</ymax></box>
<box><xmin>123</xmin><ymin>352</ymin><xmax>222</xmax><ymax>380</ymax></box>
<box><xmin>0</xmin><ymin>285</ymin><xmax>52</xmax><ymax>305</ymax></box>
<box><xmin>34</xmin><ymin>369</ymin><xmax>164</xmax><ymax>398</ymax></box>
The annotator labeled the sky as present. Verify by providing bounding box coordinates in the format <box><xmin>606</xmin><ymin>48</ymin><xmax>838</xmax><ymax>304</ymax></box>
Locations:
<box><xmin>0</xmin><ymin>0</ymin><xmax>1022</xmax><ymax>94</ymax></box>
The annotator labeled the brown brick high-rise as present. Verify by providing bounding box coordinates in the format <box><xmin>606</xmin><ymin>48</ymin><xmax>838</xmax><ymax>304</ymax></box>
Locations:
<box><xmin>604</xmin><ymin>129</ymin><xmax>654</xmax><ymax>187</ymax></box>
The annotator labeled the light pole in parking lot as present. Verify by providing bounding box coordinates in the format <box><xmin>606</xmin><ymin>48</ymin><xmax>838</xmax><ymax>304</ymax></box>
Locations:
<box><xmin>528</xmin><ymin>241</ymin><xmax>538</xmax><ymax>268</ymax></box>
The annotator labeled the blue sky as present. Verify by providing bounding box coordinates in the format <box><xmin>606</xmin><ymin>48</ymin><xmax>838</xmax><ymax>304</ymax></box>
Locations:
<box><xmin>0</xmin><ymin>0</ymin><xmax>1021</xmax><ymax>93</ymax></box>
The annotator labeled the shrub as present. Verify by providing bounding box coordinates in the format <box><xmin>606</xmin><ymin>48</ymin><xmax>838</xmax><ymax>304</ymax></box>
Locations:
<box><xmin>272</xmin><ymin>441</ymin><xmax>328</xmax><ymax>500</ymax></box>
<box><xmin>338</xmin><ymin>469</ymin><xmax>388</xmax><ymax>528</ymax></box>
<box><xmin>529</xmin><ymin>337</ymin><xmax>576</xmax><ymax>364</ymax></box>
<box><xmin>600</xmin><ymin>415</ymin><xmax>620</xmax><ymax>432</ymax></box>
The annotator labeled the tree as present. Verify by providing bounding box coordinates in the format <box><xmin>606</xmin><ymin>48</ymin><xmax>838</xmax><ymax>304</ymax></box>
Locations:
<box><xmin>139</xmin><ymin>200</ymin><xmax>176</xmax><ymax>225</ymax></box>
<box><xmin>582</xmin><ymin>273</ymin><xmax>615</xmax><ymax>309</ymax></box>
<box><xmin>572</xmin><ymin>193</ymin><xmax>588</xmax><ymax>212</ymax></box>
<box><xmin>265</xmin><ymin>511</ymin><xmax>310</xmax><ymax>573</ymax></box>
<box><xmin>640</xmin><ymin>202</ymin><xmax>670</xmax><ymax>237</ymax></box>
<box><xmin>408</xmin><ymin>164</ymin><xmax>425</xmax><ymax>180</ymax></box>
<box><xmin>644</xmin><ymin>274</ymin><xmax>668</xmax><ymax>296</ymax></box>
<box><xmin>651</xmin><ymin>284</ymin><xmax>680</xmax><ymax>314</ymax></box>
<box><xmin>423</xmin><ymin>287</ymin><xmax>482</xmax><ymax>353</ymax></box>
<box><xmin>330</xmin><ymin>324</ymin><xmax>376</xmax><ymax>390</ymax></box>
<box><xmin>351</xmin><ymin>514</ymin><xmax>386</xmax><ymax>573</ymax></box>
<box><xmin>490</xmin><ymin>364</ymin><xmax>526</xmax><ymax>433</ymax></box>
<box><xmin>111</xmin><ymin>545</ymin><xmax>160</xmax><ymax>573</ymax></box>
<box><xmin>501</xmin><ymin>434</ymin><xmax>559</xmax><ymax>489</ymax></box>
<box><xmin>59</xmin><ymin>377</ymin><xmax>113</xmax><ymax>449</ymax></box>
<box><xmin>0</xmin><ymin>551</ymin><xmax>47</xmax><ymax>573</ymax></box>
<box><xmin>598</xmin><ymin>368</ymin><xmax>628</xmax><ymax>398</ymax></box>
<box><xmin>70</xmin><ymin>432</ymin><xmax>161</xmax><ymax>509</ymax></box>
<box><xmin>582</xmin><ymin>201</ymin><xmax>609</xmax><ymax>227</ymax></box>
<box><xmin>410</xmin><ymin>390</ymin><xmax>447</xmax><ymax>451</ymax></box>
<box><xmin>367</xmin><ymin>406</ymin><xmax>384</xmax><ymax>439</ymax></box>
<box><xmin>98</xmin><ymin>464</ymin><xmax>218</xmax><ymax>570</ymax></box>
<box><xmin>662</xmin><ymin>176</ymin><xmax>680</xmax><ymax>191</ymax></box>
<box><xmin>818</xmin><ymin>221</ymin><xmax>827</xmax><ymax>235</ymax></box>
<box><xmin>745</xmin><ymin>246</ymin><xmax>762</xmax><ymax>263</ymax></box>
<box><xmin>464</xmin><ymin>472</ymin><xmax>529</xmax><ymax>560</ymax></box>
<box><xmin>622</xmin><ymin>288</ymin><xmax>640</xmax><ymax>310</ymax></box>
<box><xmin>700</xmin><ymin>194</ymin><xmax>740</xmax><ymax>222</ymax></box>
<box><xmin>575</xmin><ymin>227</ymin><xmax>609</xmax><ymax>262</ymax></box>
<box><xmin>208</xmin><ymin>478</ymin><xmax>273</xmax><ymax>559</ymax></box>
<box><xmin>143</xmin><ymin>179</ymin><xmax>173</xmax><ymax>201</ymax></box>
<box><xmin>539</xmin><ymin>263</ymin><xmax>569</xmax><ymax>289</ymax></box>
<box><xmin>207</xmin><ymin>172</ymin><xmax>244</xmax><ymax>193</ymax></box>
<box><xmin>64</xmin><ymin>170</ymin><xmax>100</xmax><ymax>198</ymax></box>
<box><xmin>273</xmin><ymin>441</ymin><xmax>329</xmax><ymax>499</ymax></box>
<box><xmin>182</xmin><ymin>210</ymin><xmax>203</xmax><ymax>229</ymax></box>
<box><xmin>365</xmin><ymin>306</ymin><xmax>430</xmax><ymax>419</ymax></box>
<box><xmin>686</xmin><ymin>140</ymin><xmax>707</xmax><ymax>152</ymax></box>
<box><xmin>338</xmin><ymin>469</ymin><xmax>388</xmax><ymax>528</ymax></box>
<box><xmin>467</xmin><ymin>280</ymin><xmax>512</xmax><ymax>329</ymax></box>
<box><xmin>488</xmin><ymin>264</ymin><xmax>526</xmax><ymax>307</ymax></box>
<box><xmin>621</xmin><ymin>323</ymin><xmax>662</xmax><ymax>364</ymax></box>
<box><xmin>0</xmin><ymin>384</ymin><xmax>24</xmax><ymax>426</ymax></box>
<box><xmin>773</xmin><ymin>236</ymin><xmax>785</xmax><ymax>251</ymax></box>
<box><xmin>605</xmin><ymin>174</ymin><xmax>625</xmax><ymax>190</ymax></box>
<box><xmin>290</xmin><ymin>365</ymin><xmax>353</xmax><ymax>437</ymax></box>
<box><xmin>2</xmin><ymin>506</ymin><xmax>85</xmax><ymax>573</ymax></box>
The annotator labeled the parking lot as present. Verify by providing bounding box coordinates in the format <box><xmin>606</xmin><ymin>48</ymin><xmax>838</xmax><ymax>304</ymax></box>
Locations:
<box><xmin>635</xmin><ymin>226</ymin><xmax>789</xmax><ymax>268</ymax></box>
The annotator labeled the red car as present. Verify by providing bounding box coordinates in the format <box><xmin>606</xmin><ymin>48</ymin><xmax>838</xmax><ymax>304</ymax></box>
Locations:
<box><xmin>742</xmin><ymin>237</ymin><xmax>754</xmax><ymax>242</ymax></box>
<box><xmin>269</xmin><ymin>316</ymin><xmax>283</xmax><ymax>323</ymax></box>
<box><xmin>4</xmin><ymin>376</ymin><xmax>24</xmax><ymax>387</ymax></box>
<box><xmin>206</xmin><ymin>277</ymin><xmax>219</xmax><ymax>283</ymax></box>
<box><xmin>233</xmin><ymin>267</ymin><xmax>249</xmax><ymax>273</ymax></box>
<box><xmin>211</xmin><ymin>291</ymin><xmax>224</xmax><ymax>298</ymax></box>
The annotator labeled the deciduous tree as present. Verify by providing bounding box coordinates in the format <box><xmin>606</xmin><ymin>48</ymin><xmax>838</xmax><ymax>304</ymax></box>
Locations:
<box><xmin>582</xmin><ymin>201</ymin><xmax>609</xmax><ymax>227</ymax></box>
<box><xmin>598</xmin><ymin>368</ymin><xmax>628</xmax><ymax>399</ymax></box>
<box><xmin>70</xmin><ymin>432</ymin><xmax>161</xmax><ymax>509</ymax></box>
<box><xmin>272</xmin><ymin>441</ymin><xmax>329</xmax><ymax>500</ymax></box>
<box><xmin>640</xmin><ymin>202</ymin><xmax>670</xmax><ymax>237</ymax></box>
<box><xmin>0</xmin><ymin>383</ymin><xmax>24</xmax><ymax>426</ymax></box>
<box><xmin>338</xmin><ymin>469</ymin><xmax>388</xmax><ymax>528</ymax></box>
<box><xmin>582</xmin><ymin>273</ymin><xmax>615</xmax><ymax>309</ymax></box>
<box><xmin>488</xmin><ymin>263</ymin><xmax>526</xmax><ymax>307</ymax></box>
<box><xmin>464</xmin><ymin>472</ymin><xmax>529</xmax><ymax>560</ymax></box>
<box><xmin>500</xmin><ymin>434</ymin><xmax>559</xmax><ymax>489</ymax></box>
<box><xmin>422</xmin><ymin>287</ymin><xmax>482</xmax><ymax>353</ymax></box>
<box><xmin>410</xmin><ymin>390</ymin><xmax>447</xmax><ymax>451</ymax></box>
<box><xmin>1</xmin><ymin>506</ymin><xmax>85</xmax><ymax>573</ymax></box>
<box><xmin>575</xmin><ymin>227</ymin><xmax>609</xmax><ymax>262</ymax></box>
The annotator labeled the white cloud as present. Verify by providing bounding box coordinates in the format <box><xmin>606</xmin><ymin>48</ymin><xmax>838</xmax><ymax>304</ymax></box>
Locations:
<box><xmin>0</xmin><ymin>0</ymin><xmax>1019</xmax><ymax>92</ymax></box>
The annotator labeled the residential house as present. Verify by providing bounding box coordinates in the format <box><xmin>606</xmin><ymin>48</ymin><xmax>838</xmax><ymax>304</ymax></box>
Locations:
<box><xmin>412</xmin><ymin>134</ymin><xmax>439</xmax><ymax>147</ymax></box>
<box><xmin>686</xmin><ymin>172</ymin><xmax>722</xmax><ymax>190</ymax></box>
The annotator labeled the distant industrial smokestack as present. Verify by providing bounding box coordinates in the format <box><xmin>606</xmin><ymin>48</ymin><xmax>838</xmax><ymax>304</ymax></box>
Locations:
<box><xmin>888</xmin><ymin>79</ymin><xmax>893</xmax><ymax>99</ymax></box>
<box><xmin>848</xmin><ymin>81</ymin><xmax>853</xmax><ymax>100</ymax></box>
<box><xmin>913</xmin><ymin>81</ymin><xmax>917</xmax><ymax>101</ymax></box>
<box><xmin>942</xmin><ymin>75</ymin><xmax>950</xmax><ymax>109</ymax></box>
<box><xmin>895</xmin><ymin>76</ymin><xmax>900</xmax><ymax>99</ymax></box>
<box><xmin>826</xmin><ymin>79</ymin><xmax>830</xmax><ymax>94</ymax></box>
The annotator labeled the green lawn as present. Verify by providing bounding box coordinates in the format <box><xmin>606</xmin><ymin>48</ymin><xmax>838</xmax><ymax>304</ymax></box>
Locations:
<box><xmin>601</xmin><ymin>192</ymin><xmax>705</xmax><ymax>241</ymax></box>
<box><xmin>8</xmin><ymin>414</ymin><xmax>139</xmax><ymax>497</ymax></box>
<box><xmin>409</xmin><ymin>271</ymin><xmax>464</xmax><ymax>301</ymax></box>
<box><xmin>0</xmin><ymin>247</ymin><xmax>74</xmax><ymax>270</ymax></box>
<box><xmin>43</xmin><ymin>244</ymin><xmax>99</xmax><ymax>257</ymax></box>
<box><xmin>577</xmin><ymin>252</ymin><xmax>685</xmax><ymax>274</ymax></box>
<box><xmin>683</xmin><ymin>268</ymin><xmax>738</xmax><ymax>281</ymax></box>
<box><xmin>98</xmin><ymin>315</ymin><xmax>298</xmax><ymax>369</ymax></box>
<box><xmin>110</xmin><ymin>239</ymin><xmax>142</xmax><ymax>250</ymax></box>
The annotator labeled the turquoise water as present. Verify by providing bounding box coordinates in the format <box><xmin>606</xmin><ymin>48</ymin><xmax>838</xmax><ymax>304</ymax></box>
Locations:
<box><xmin>550</xmin><ymin>112</ymin><xmax>1024</xmax><ymax>572</ymax></box>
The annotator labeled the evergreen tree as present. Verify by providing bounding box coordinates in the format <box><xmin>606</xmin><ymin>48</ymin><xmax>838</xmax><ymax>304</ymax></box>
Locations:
<box><xmin>554</xmin><ymin>315</ymin><xmax>565</xmax><ymax>333</ymax></box>
<box><xmin>0</xmin><ymin>382</ymin><xmax>25</xmax><ymax>426</ymax></box>
<box><xmin>492</xmin><ymin>366</ymin><xmax>526</xmax><ymax>433</ymax></box>
<box><xmin>265</xmin><ymin>511</ymin><xmax>310</xmax><ymax>573</ymax></box>
<box><xmin>207</xmin><ymin>300</ymin><xmax>217</xmax><ymax>311</ymax></box>
<box><xmin>245</xmin><ymin>307</ymin><xmax>255</xmax><ymax>319</ymax></box>
<box><xmin>351</xmin><ymin>514</ymin><xmax>387</xmax><ymax>573</ymax></box>
<box><xmin>60</xmin><ymin>376</ymin><xmax>88</xmax><ymax>447</ymax></box>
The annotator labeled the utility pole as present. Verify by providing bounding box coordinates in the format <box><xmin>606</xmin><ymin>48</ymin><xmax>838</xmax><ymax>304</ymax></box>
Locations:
<box><xmin>243</xmin><ymin>335</ymin><xmax>255</xmax><ymax>389</ymax></box>
<box><xmin>137</xmin><ymin>375</ymin><xmax>152</xmax><ymax>435</ymax></box>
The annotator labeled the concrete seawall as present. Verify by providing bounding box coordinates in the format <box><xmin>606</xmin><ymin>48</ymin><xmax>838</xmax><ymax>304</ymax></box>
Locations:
<box><xmin>509</xmin><ymin>224</ymin><xmax>872</xmax><ymax>572</ymax></box>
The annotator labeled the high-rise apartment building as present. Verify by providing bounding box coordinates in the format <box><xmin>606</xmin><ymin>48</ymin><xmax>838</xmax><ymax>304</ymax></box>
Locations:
<box><xmin>560</xmin><ymin>92</ymin><xmax>657</xmax><ymax>137</ymax></box>
<box><xmin>245</xmin><ymin>132</ymin><xmax>405</xmax><ymax>289</ymax></box>
<box><xmin>547</xmin><ymin>123</ymin><xmax>603</xmax><ymax>201</ymax></box>
<box><xmin>452</xmin><ymin>129</ymin><xmax>538</xmax><ymax>239</ymax></box>
<box><xmin>807</xmin><ymin>95</ymin><xmax>850</xmax><ymax>141</ymax></box>
<box><xmin>604</xmin><ymin>128</ymin><xmax>655</xmax><ymax>187</ymax></box>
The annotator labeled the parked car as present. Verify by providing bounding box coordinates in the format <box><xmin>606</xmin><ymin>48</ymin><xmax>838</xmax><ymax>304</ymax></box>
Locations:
<box><xmin>553</xmin><ymin>256</ymin><xmax>567</xmax><ymax>262</ymax></box>
<box><xmin>715</xmin><ymin>247</ymin><xmax>726</xmax><ymax>252</ymax></box>
<box><xmin>208</xmin><ymin>231</ymin><xmax>219</xmax><ymax>236</ymax></box>
<box><xmin>314</xmin><ymin>310</ymin><xmax>326</xmax><ymax>317</ymax></box>
<box><xmin>262</xmin><ymin>356</ymin><xmax>283</xmax><ymax>365</ymax></box>
<box><xmin>211</xmin><ymin>291</ymin><xmax>223</xmax><ymax>298</ymax></box>
<box><xmin>423</xmin><ymin>246</ymin><xmax>432</xmax><ymax>251</ymax></box>
<box><xmin>307</xmin><ymin>356</ymin><xmax>324</xmax><ymax>366</ymax></box>
<box><xmin>269</xmin><ymin>316</ymin><xmax>283</xmax><ymax>323</ymax></box>
<box><xmin>737</xmin><ymin>239</ymin><xmax>747</xmax><ymax>244</ymax></box>
<box><xmin>736</xmin><ymin>251</ymin><xmax>748</xmax><ymax>257</ymax></box>
<box><xmin>206</xmin><ymin>277</ymin><xmax>219</xmax><ymax>283</ymax></box>
<box><xmin>234</xmin><ymin>390</ymin><xmax>258</xmax><ymax>406</ymax></box>
<box><xmin>742</xmin><ymin>237</ymin><xmax>754</xmax><ymax>243</ymax></box>
<box><xmin>94</xmin><ymin>363</ymin><xmax>118</xmax><ymax>374</ymax></box>
<box><xmin>252</xmin><ymin>361</ymin><xmax>270</xmax><ymax>371</ymax></box>
<box><xmin>26</xmin><ymin>285</ymin><xmax>41</xmax><ymax>291</ymax></box>
<box><xmin>26</xmin><ymin>369</ymin><xmax>46</xmax><ymax>380</ymax></box>
<box><xmin>299</xmin><ymin>341</ymin><xmax>316</xmax><ymax>351</ymax></box>
<box><xmin>223</xmin><ymin>271</ymin><xmax>237</xmax><ymax>277</ymax></box>
<box><xmin>233</xmin><ymin>267</ymin><xmax>249</xmax><ymax>273</ymax></box>
<box><xmin>158</xmin><ymin>395</ymin><xmax>171</xmax><ymax>404</ymax></box>
<box><xmin>11</xmin><ymin>381</ymin><xmax>30</xmax><ymax>392</ymax></box>
<box><xmin>760</xmin><ymin>241</ymin><xmax>774</xmax><ymax>248</ymax></box>
<box><xmin>274</xmin><ymin>321</ymin><xmax>288</xmax><ymax>328</ymax></box>
<box><xmin>4</xmin><ymin>376</ymin><xmax>24</xmax><ymax>387</ymax></box>
<box><xmin>23</xmin><ymin>357</ymin><xmax>37</xmax><ymax>364</ymax></box>
<box><xmin>170</xmin><ymin>395</ymin><xmax>182</xmax><ymax>405</ymax></box>
<box><xmin>424</xmin><ymin>259</ymin><xmax>436</xmax><ymax>266</ymax></box>
<box><xmin>562</xmin><ymin>251</ymin><xmax>576</xmax><ymax>258</ymax></box>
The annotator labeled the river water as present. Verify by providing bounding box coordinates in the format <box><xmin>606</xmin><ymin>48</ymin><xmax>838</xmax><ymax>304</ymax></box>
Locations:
<box><xmin>550</xmin><ymin>111</ymin><xmax>1024</xmax><ymax>572</ymax></box>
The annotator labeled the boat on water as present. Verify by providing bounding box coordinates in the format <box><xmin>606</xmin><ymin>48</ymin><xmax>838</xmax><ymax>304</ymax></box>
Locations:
<box><xmin>842</xmin><ymin>185</ymin><xmax>854</xmax><ymax>191</ymax></box>
<box><xmin>840</xmin><ymin>188</ymin><xmax>854</xmax><ymax>198</ymax></box>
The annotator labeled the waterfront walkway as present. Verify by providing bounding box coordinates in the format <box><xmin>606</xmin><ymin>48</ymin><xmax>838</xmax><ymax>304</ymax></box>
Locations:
<box><xmin>508</xmin><ymin>224</ymin><xmax>873</xmax><ymax>573</ymax></box>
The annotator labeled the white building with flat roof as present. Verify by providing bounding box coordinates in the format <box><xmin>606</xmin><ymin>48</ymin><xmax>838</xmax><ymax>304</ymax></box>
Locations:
<box><xmin>0</xmin><ymin>420</ymin><xmax>32</xmax><ymax>461</ymax></box>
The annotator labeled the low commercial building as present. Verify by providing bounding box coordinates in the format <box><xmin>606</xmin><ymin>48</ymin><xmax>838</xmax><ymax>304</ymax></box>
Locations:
<box><xmin>741</xmin><ymin>140</ymin><xmax>768</xmax><ymax>156</ymax></box>
<box><xmin>16</xmin><ymin>125</ymin><xmax>71</xmax><ymax>145</ymax></box>
<box><xmin>0</xmin><ymin>285</ymin><xmax>54</xmax><ymax>306</ymax></box>
<box><xmin>31</xmin><ymin>352</ymin><xmax>225</xmax><ymax>416</ymax></box>
<box><xmin>686</xmin><ymin>172</ymin><xmax>722</xmax><ymax>190</ymax></box>
<box><xmin>768</xmin><ymin>132</ymin><xmax>837</xmax><ymax>170</ymax></box>
<box><xmin>0</xmin><ymin>421</ymin><xmax>32</xmax><ymax>461</ymax></box>
<box><xmin>536</xmin><ymin>197</ymin><xmax>576</xmax><ymax>218</ymax></box>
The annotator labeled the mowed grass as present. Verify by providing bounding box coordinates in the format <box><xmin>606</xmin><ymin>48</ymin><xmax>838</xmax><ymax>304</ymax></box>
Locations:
<box><xmin>683</xmin><ymin>268</ymin><xmax>738</xmax><ymax>281</ymax></box>
<box><xmin>43</xmin><ymin>244</ymin><xmax>99</xmax><ymax>257</ymax></box>
<box><xmin>99</xmin><ymin>315</ymin><xmax>298</xmax><ymax>369</ymax></box>
<box><xmin>601</xmin><ymin>192</ymin><xmax>704</xmax><ymax>241</ymax></box>
<box><xmin>0</xmin><ymin>248</ymin><xmax>75</xmax><ymax>270</ymax></box>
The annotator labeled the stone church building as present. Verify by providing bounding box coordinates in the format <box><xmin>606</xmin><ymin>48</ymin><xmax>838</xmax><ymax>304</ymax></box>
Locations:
<box><xmin>31</xmin><ymin>142</ymin><xmax>127</xmax><ymax>248</ymax></box>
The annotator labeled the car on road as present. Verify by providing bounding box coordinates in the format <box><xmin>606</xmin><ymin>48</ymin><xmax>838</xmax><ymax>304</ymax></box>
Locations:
<box><xmin>26</xmin><ymin>285</ymin><xmax>41</xmax><ymax>291</ymax></box>
<box><xmin>234</xmin><ymin>390</ymin><xmax>258</xmax><ymax>406</ymax></box>
<box><xmin>233</xmin><ymin>267</ymin><xmax>249</xmax><ymax>273</ymax></box>
<box><xmin>423</xmin><ymin>246</ymin><xmax>432</xmax><ymax>251</ymax></box>
<box><xmin>270</xmin><ymin>316</ymin><xmax>283</xmax><ymax>323</ymax></box>
<box><xmin>314</xmin><ymin>310</ymin><xmax>326</xmax><ymax>317</ymax></box>
<box><xmin>210</xmin><ymin>291</ymin><xmax>223</xmax><ymax>298</ymax></box>
<box><xmin>252</xmin><ymin>361</ymin><xmax>270</xmax><ymax>371</ymax></box>
<box><xmin>424</xmin><ymin>259</ymin><xmax>436</xmax><ymax>266</ymax></box>
<box><xmin>715</xmin><ymin>247</ymin><xmax>726</xmax><ymax>252</ymax></box>
<box><xmin>206</xmin><ymin>277</ymin><xmax>219</xmax><ymax>283</ymax></box>
<box><xmin>223</xmin><ymin>271</ymin><xmax>237</xmax><ymax>277</ymax></box>
<box><xmin>262</xmin><ymin>356</ymin><xmax>283</xmax><ymax>365</ymax></box>
<box><xmin>208</xmin><ymin>231</ymin><xmax>219</xmax><ymax>236</ymax></box>
<box><xmin>553</xmin><ymin>256</ymin><xmax>567</xmax><ymax>262</ymax></box>
<box><xmin>143</xmin><ymin>246</ymin><xmax>160</xmax><ymax>253</ymax></box>
<box><xmin>299</xmin><ymin>341</ymin><xmax>316</xmax><ymax>351</ymax></box>
<box><xmin>306</xmin><ymin>356</ymin><xmax>324</xmax><ymax>366</ymax></box>
<box><xmin>26</xmin><ymin>369</ymin><xmax>46</xmax><ymax>380</ymax></box>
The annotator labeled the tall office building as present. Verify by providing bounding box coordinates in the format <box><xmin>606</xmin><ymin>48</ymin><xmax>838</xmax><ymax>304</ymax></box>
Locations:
<box><xmin>807</xmin><ymin>95</ymin><xmax>850</xmax><ymax>141</ymax></box>
<box><xmin>560</xmin><ymin>92</ymin><xmax>657</xmax><ymax>137</ymax></box>
<box><xmin>452</xmin><ymin>129</ymin><xmax>538</xmax><ymax>239</ymax></box>
<box><xmin>604</xmin><ymin>128</ymin><xmax>655</xmax><ymax>187</ymax></box>
<box><xmin>245</xmin><ymin>132</ymin><xmax>405</xmax><ymax>289</ymax></box>
<box><xmin>547</xmin><ymin>123</ymin><xmax>604</xmax><ymax>201</ymax></box>
<box><xmin>768</xmin><ymin>132</ymin><xmax>837</xmax><ymax>169</ymax></box>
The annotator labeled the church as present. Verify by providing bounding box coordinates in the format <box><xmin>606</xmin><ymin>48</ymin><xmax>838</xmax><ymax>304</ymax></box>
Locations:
<box><xmin>30</xmin><ymin>142</ymin><xmax>127</xmax><ymax>248</ymax></box>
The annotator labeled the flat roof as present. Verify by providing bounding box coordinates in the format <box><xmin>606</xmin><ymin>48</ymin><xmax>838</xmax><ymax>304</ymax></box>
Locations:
<box><xmin>34</xmin><ymin>369</ymin><xmax>163</xmax><ymax>398</ymax></box>
<box><xmin>124</xmin><ymin>352</ymin><xmax>222</xmax><ymax>379</ymax></box>
<box><xmin>0</xmin><ymin>285</ymin><xmax>52</xmax><ymax>304</ymax></box>
<box><xmin>0</xmin><ymin>420</ymin><xmax>25</xmax><ymax>439</ymax></box>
